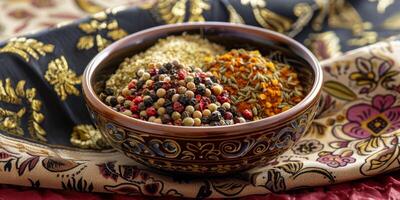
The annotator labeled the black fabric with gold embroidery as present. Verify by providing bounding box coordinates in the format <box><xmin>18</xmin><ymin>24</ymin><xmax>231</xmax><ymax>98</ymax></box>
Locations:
<box><xmin>0</xmin><ymin>0</ymin><xmax>398</xmax><ymax>148</ymax></box>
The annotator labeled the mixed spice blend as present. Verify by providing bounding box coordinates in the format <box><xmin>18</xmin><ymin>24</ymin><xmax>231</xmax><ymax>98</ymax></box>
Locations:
<box><xmin>102</xmin><ymin>35</ymin><xmax>305</xmax><ymax>126</ymax></box>
<box><xmin>106</xmin><ymin>34</ymin><xmax>225</xmax><ymax>92</ymax></box>
<box><xmin>204</xmin><ymin>49</ymin><xmax>304</xmax><ymax>120</ymax></box>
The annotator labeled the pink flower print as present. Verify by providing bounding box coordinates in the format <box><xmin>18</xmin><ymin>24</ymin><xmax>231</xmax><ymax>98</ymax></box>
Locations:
<box><xmin>317</xmin><ymin>151</ymin><xmax>356</xmax><ymax>168</ymax></box>
<box><xmin>343</xmin><ymin>95</ymin><xmax>400</xmax><ymax>139</ymax></box>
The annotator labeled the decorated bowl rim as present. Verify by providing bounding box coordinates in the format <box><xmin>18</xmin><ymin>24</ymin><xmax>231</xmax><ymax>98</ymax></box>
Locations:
<box><xmin>82</xmin><ymin>22</ymin><xmax>322</xmax><ymax>136</ymax></box>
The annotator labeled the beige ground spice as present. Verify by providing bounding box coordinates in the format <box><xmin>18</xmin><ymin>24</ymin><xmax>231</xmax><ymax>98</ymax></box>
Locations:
<box><xmin>106</xmin><ymin>34</ymin><xmax>225</xmax><ymax>92</ymax></box>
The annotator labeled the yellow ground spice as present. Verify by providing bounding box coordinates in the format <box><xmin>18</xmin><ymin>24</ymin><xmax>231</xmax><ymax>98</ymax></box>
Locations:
<box><xmin>204</xmin><ymin>49</ymin><xmax>304</xmax><ymax>120</ymax></box>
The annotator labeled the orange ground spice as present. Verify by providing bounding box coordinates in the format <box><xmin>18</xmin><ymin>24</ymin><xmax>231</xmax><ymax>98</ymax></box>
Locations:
<box><xmin>204</xmin><ymin>49</ymin><xmax>304</xmax><ymax>120</ymax></box>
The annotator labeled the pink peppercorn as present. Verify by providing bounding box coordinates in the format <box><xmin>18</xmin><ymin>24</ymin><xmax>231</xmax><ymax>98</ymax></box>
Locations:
<box><xmin>146</xmin><ymin>107</ymin><xmax>157</xmax><ymax>117</ymax></box>
<box><xmin>173</xmin><ymin>102</ymin><xmax>184</xmax><ymax>113</ymax></box>
<box><xmin>128</xmin><ymin>81</ymin><xmax>136</xmax><ymax>89</ymax></box>
<box><xmin>224</xmin><ymin>112</ymin><xmax>233</xmax><ymax>120</ymax></box>
<box><xmin>177</xmin><ymin>70</ymin><xmax>186</xmax><ymax>80</ymax></box>
<box><xmin>217</xmin><ymin>95</ymin><xmax>230</xmax><ymax>103</ymax></box>
<box><xmin>132</xmin><ymin>114</ymin><xmax>140</xmax><ymax>119</ymax></box>
<box><xmin>149</xmin><ymin>68</ymin><xmax>158</xmax><ymax>76</ymax></box>
<box><xmin>133</xmin><ymin>96</ymin><xmax>142</xmax><ymax>104</ymax></box>
<box><xmin>130</xmin><ymin>104</ymin><xmax>139</xmax><ymax>113</ymax></box>
<box><xmin>126</xmin><ymin>96</ymin><xmax>134</xmax><ymax>101</ymax></box>
<box><xmin>242</xmin><ymin>109</ymin><xmax>253</xmax><ymax>120</ymax></box>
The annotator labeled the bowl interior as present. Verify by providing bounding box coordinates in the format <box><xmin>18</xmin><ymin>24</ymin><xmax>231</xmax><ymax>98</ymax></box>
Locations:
<box><xmin>91</xmin><ymin>26</ymin><xmax>315</xmax><ymax>97</ymax></box>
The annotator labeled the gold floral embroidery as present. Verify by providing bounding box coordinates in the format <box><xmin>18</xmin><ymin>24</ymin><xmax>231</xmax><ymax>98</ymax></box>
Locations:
<box><xmin>369</xmin><ymin>0</ymin><xmax>394</xmax><ymax>13</ymax></box>
<box><xmin>74</xmin><ymin>0</ymin><xmax>104</xmax><ymax>14</ymax></box>
<box><xmin>188</xmin><ymin>0</ymin><xmax>210</xmax><ymax>22</ymax></box>
<box><xmin>314</xmin><ymin>0</ymin><xmax>367</xmax><ymax>34</ymax></box>
<box><xmin>226</xmin><ymin>4</ymin><xmax>244</xmax><ymax>24</ymax></box>
<box><xmin>288</xmin><ymin>3</ymin><xmax>314</xmax><ymax>37</ymax></box>
<box><xmin>0</xmin><ymin>107</ymin><xmax>25</xmax><ymax>136</ymax></box>
<box><xmin>312</xmin><ymin>0</ymin><xmax>377</xmax><ymax>46</ymax></box>
<box><xmin>70</xmin><ymin>124</ymin><xmax>109</xmax><ymax>149</ymax></box>
<box><xmin>382</xmin><ymin>13</ymin><xmax>400</xmax><ymax>30</ymax></box>
<box><xmin>76</xmin><ymin>11</ymin><xmax>127</xmax><ymax>51</ymax></box>
<box><xmin>0</xmin><ymin>37</ymin><xmax>54</xmax><ymax>62</ymax></box>
<box><xmin>347</xmin><ymin>32</ymin><xmax>378</xmax><ymax>46</ymax></box>
<box><xmin>0</xmin><ymin>79</ymin><xmax>46</xmax><ymax>141</ymax></box>
<box><xmin>304</xmin><ymin>31</ymin><xmax>342</xmax><ymax>60</ymax></box>
<box><xmin>45</xmin><ymin>56</ymin><xmax>81</xmax><ymax>101</ymax></box>
<box><xmin>241</xmin><ymin>0</ymin><xmax>292</xmax><ymax>33</ymax></box>
<box><xmin>153</xmin><ymin>0</ymin><xmax>210</xmax><ymax>24</ymax></box>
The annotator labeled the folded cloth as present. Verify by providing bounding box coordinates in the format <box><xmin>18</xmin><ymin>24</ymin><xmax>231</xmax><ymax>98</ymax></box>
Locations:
<box><xmin>0</xmin><ymin>0</ymin><xmax>400</xmax><ymax>199</ymax></box>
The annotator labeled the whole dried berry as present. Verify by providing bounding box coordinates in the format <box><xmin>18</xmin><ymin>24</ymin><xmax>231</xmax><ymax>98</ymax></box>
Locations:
<box><xmin>136</xmin><ymin>80</ymin><xmax>145</xmax><ymax>89</ymax></box>
<box><xmin>149</xmin><ymin>93</ymin><xmax>158</xmax><ymax>102</ymax></box>
<box><xmin>210</xmin><ymin>111</ymin><xmax>222</xmax><ymax>121</ymax></box>
<box><xmin>164</xmin><ymin>99</ymin><xmax>172</xmax><ymax>107</ymax></box>
<box><xmin>194</xmin><ymin>77</ymin><xmax>201</xmax><ymax>85</ymax></box>
<box><xmin>161</xmin><ymin>114</ymin><xmax>171</xmax><ymax>123</ymax></box>
<box><xmin>196</xmin><ymin>85</ymin><xmax>206</xmax><ymax>95</ymax></box>
<box><xmin>201</xmin><ymin>117</ymin><xmax>210</xmax><ymax>124</ymax></box>
<box><xmin>189</xmin><ymin>98</ymin><xmax>197</xmax><ymax>106</ymax></box>
<box><xmin>210</xmin><ymin>95</ymin><xmax>217</xmax><ymax>103</ymax></box>
<box><xmin>178</xmin><ymin>95</ymin><xmax>190</xmax><ymax>105</ymax></box>
<box><xmin>144</xmin><ymin>97</ymin><xmax>153</xmax><ymax>107</ymax></box>
<box><xmin>173</xmin><ymin>102</ymin><xmax>184</xmax><ymax>113</ymax></box>
<box><xmin>166</xmin><ymin>106</ymin><xmax>174</xmax><ymax>114</ymax></box>
<box><xmin>163</xmin><ymin>62</ymin><xmax>173</xmax><ymax>70</ymax></box>
<box><xmin>104</xmin><ymin>88</ymin><xmax>114</xmax><ymax>96</ymax></box>
<box><xmin>138</xmin><ymin>102</ymin><xmax>146</xmax><ymax>111</ymax></box>
<box><xmin>166</xmin><ymin>89</ymin><xmax>176</xmax><ymax>98</ymax></box>
<box><xmin>242</xmin><ymin>109</ymin><xmax>253</xmax><ymax>120</ymax></box>
<box><xmin>109</xmin><ymin>96</ymin><xmax>118</xmax><ymax>107</ymax></box>
<box><xmin>224</xmin><ymin>112</ymin><xmax>233</xmax><ymax>120</ymax></box>
<box><xmin>130</xmin><ymin>104</ymin><xmax>139</xmax><ymax>113</ymax></box>
<box><xmin>154</xmin><ymin>82</ymin><xmax>164</xmax><ymax>91</ymax></box>
<box><xmin>146</xmin><ymin>107</ymin><xmax>157</xmax><ymax>117</ymax></box>
<box><xmin>217</xmin><ymin>107</ymin><xmax>226</xmax><ymax>116</ymax></box>
<box><xmin>158</xmin><ymin>67</ymin><xmax>168</xmax><ymax>74</ymax></box>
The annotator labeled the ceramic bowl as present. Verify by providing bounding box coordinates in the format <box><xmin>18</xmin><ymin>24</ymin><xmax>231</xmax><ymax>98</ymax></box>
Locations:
<box><xmin>82</xmin><ymin>22</ymin><xmax>322</xmax><ymax>175</ymax></box>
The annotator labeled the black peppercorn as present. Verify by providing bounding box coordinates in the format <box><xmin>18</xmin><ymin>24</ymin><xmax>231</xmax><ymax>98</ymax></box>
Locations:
<box><xmin>205</xmin><ymin>79</ymin><xmax>213</xmax><ymax>87</ymax></box>
<box><xmin>210</xmin><ymin>121</ymin><xmax>221</xmax><ymax>126</ymax></box>
<box><xmin>196</xmin><ymin>85</ymin><xmax>206</xmax><ymax>95</ymax></box>
<box><xmin>136</xmin><ymin>80</ymin><xmax>145</xmax><ymax>89</ymax></box>
<box><xmin>210</xmin><ymin>111</ymin><xmax>222</xmax><ymax>121</ymax></box>
<box><xmin>166</xmin><ymin>106</ymin><xmax>174</xmax><ymax>114</ymax></box>
<box><xmin>178</xmin><ymin>95</ymin><xmax>189</xmax><ymax>105</ymax></box>
<box><xmin>163</xmin><ymin>62</ymin><xmax>173</xmax><ymax>70</ymax></box>
<box><xmin>158</xmin><ymin>67</ymin><xmax>168</xmax><ymax>74</ymax></box>
<box><xmin>104</xmin><ymin>88</ymin><xmax>114</xmax><ymax>96</ymax></box>
<box><xmin>189</xmin><ymin>98</ymin><xmax>197</xmax><ymax>106</ymax></box>
<box><xmin>194</xmin><ymin>77</ymin><xmax>201</xmax><ymax>85</ymax></box>
<box><xmin>166</xmin><ymin>88</ymin><xmax>176</xmax><ymax>98</ymax></box>
<box><xmin>217</xmin><ymin>107</ymin><xmax>226</xmax><ymax>116</ymax></box>
<box><xmin>210</xmin><ymin>76</ymin><xmax>217</xmax><ymax>83</ymax></box>
<box><xmin>164</xmin><ymin>99</ymin><xmax>172</xmax><ymax>107</ymax></box>
<box><xmin>230</xmin><ymin>106</ymin><xmax>237</xmax><ymax>116</ymax></box>
<box><xmin>161</xmin><ymin>114</ymin><xmax>171</xmax><ymax>123</ymax></box>
<box><xmin>154</xmin><ymin>82</ymin><xmax>163</xmax><ymax>91</ymax></box>
<box><xmin>201</xmin><ymin>117</ymin><xmax>210</xmax><ymax>124</ymax></box>
<box><xmin>150</xmin><ymin>93</ymin><xmax>158</xmax><ymax>101</ymax></box>
<box><xmin>181</xmin><ymin>111</ymin><xmax>191</xmax><ymax>119</ymax></box>
<box><xmin>210</xmin><ymin>95</ymin><xmax>217</xmax><ymax>103</ymax></box>
<box><xmin>109</xmin><ymin>96</ymin><xmax>118</xmax><ymax>107</ymax></box>
<box><xmin>144</xmin><ymin>98</ymin><xmax>153</xmax><ymax>107</ymax></box>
